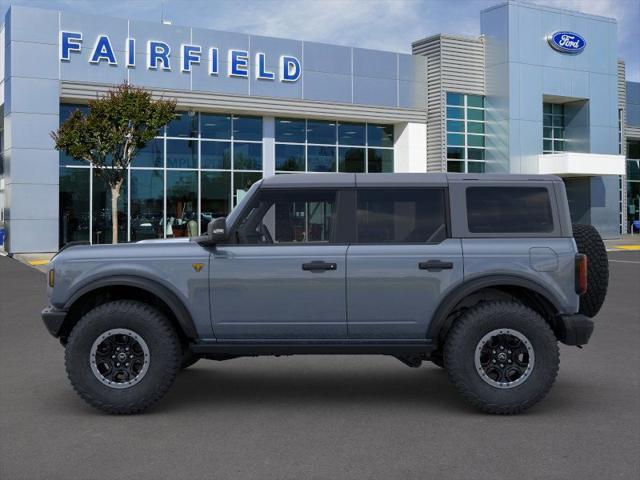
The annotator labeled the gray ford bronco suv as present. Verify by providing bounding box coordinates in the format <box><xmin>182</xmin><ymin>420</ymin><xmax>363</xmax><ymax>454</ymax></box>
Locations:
<box><xmin>42</xmin><ymin>173</ymin><xmax>608</xmax><ymax>414</ymax></box>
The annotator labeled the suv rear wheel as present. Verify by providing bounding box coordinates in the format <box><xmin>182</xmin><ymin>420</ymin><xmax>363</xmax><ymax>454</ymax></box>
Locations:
<box><xmin>65</xmin><ymin>300</ymin><xmax>181</xmax><ymax>414</ymax></box>
<box><xmin>444</xmin><ymin>301</ymin><xmax>559</xmax><ymax>414</ymax></box>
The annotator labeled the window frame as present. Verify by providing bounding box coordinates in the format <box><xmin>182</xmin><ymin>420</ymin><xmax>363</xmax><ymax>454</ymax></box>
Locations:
<box><xmin>445</xmin><ymin>92</ymin><xmax>486</xmax><ymax>174</ymax></box>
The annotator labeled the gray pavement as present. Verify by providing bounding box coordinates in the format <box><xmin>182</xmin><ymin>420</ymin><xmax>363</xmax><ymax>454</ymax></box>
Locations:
<box><xmin>0</xmin><ymin>252</ymin><xmax>639</xmax><ymax>480</ymax></box>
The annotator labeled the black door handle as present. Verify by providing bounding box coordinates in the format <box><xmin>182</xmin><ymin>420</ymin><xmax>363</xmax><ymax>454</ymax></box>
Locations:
<box><xmin>419</xmin><ymin>260</ymin><xmax>454</xmax><ymax>271</ymax></box>
<box><xmin>302</xmin><ymin>261</ymin><xmax>337</xmax><ymax>272</ymax></box>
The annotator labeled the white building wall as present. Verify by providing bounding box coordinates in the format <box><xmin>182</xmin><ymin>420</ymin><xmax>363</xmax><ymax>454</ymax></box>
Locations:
<box><xmin>394</xmin><ymin>122</ymin><xmax>427</xmax><ymax>173</ymax></box>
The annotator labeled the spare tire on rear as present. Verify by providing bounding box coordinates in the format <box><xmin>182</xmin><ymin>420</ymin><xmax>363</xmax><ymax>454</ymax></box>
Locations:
<box><xmin>572</xmin><ymin>224</ymin><xmax>608</xmax><ymax>317</ymax></box>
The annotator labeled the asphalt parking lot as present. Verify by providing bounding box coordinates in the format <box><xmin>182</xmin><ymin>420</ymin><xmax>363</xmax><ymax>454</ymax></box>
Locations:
<box><xmin>1</xmin><ymin>251</ymin><xmax>639</xmax><ymax>480</ymax></box>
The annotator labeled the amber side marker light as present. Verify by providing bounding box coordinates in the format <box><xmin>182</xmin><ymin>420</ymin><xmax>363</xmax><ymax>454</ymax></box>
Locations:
<box><xmin>48</xmin><ymin>269</ymin><xmax>55</xmax><ymax>288</ymax></box>
<box><xmin>575</xmin><ymin>254</ymin><xmax>587</xmax><ymax>295</ymax></box>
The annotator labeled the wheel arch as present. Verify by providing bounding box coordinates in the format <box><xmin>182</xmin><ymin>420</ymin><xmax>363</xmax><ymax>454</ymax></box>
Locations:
<box><xmin>60</xmin><ymin>275</ymin><xmax>198</xmax><ymax>344</ymax></box>
<box><xmin>427</xmin><ymin>275</ymin><xmax>563</xmax><ymax>343</ymax></box>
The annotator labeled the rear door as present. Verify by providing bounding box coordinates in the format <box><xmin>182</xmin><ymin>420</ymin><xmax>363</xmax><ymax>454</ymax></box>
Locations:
<box><xmin>346</xmin><ymin>187</ymin><xmax>463</xmax><ymax>339</ymax></box>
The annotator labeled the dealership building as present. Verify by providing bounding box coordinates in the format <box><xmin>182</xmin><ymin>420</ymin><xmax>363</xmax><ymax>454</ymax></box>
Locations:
<box><xmin>0</xmin><ymin>1</ymin><xmax>639</xmax><ymax>252</ymax></box>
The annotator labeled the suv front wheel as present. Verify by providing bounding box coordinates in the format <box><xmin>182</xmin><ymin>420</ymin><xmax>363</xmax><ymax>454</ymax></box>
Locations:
<box><xmin>444</xmin><ymin>301</ymin><xmax>559</xmax><ymax>414</ymax></box>
<box><xmin>65</xmin><ymin>300</ymin><xmax>181</xmax><ymax>414</ymax></box>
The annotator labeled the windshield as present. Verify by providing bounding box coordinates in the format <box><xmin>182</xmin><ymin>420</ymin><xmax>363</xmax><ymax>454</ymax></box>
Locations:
<box><xmin>225</xmin><ymin>180</ymin><xmax>262</xmax><ymax>228</ymax></box>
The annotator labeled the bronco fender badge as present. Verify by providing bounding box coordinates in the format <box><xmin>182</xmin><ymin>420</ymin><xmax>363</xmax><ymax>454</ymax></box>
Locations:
<box><xmin>192</xmin><ymin>263</ymin><xmax>204</xmax><ymax>272</ymax></box>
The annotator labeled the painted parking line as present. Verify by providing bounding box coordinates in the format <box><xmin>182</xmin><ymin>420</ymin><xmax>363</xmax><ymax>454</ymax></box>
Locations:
<box><xmin>28</xmin><ymin>260</ymin><xmax>50</xmax><ymax>266</ymax></box>
<box><xmin>608</xmin><ymin>259</ymin><xmax>640</xmax><ymax>264</ymax></box>
<box><xmin>614</xmin><ymin>245</ymin><xmax>640</xmax><ymax>251</ymax></box>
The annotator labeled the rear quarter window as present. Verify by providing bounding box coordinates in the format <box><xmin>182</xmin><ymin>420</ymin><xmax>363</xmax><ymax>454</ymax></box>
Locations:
<box><xmin>466</xmin><ymin>186</ymin><xmax>554</xmax><ymax>233</ymax></box>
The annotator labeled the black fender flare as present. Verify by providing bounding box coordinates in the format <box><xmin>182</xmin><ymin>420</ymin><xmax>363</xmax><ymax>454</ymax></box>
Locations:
<box><xmin>63</xmin><ymin>275</ymin><xmax>198</xmax><ymax>339</ymax></box>
<box><xmin>427</xmin><ymin>274</ymin><xmax>564</xmax><ymax>341</ymax></box>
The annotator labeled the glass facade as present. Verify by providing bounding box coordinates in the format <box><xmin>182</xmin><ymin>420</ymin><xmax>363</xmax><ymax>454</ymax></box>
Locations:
<box><xmin>58</xmin><ymin>104</ymin><xmax>263</xmax><ymax>246</ymax></box>
<box><xmin>627</xmin><ymin>140</ymin><xmax>640</xmax><ymax>232</ymax></box>
<box><xmin>543</xmin><ymin>103</ymin><xmax>565</xmax><ymax>154</ymax></box>
<box><xmin>274</xmin><ymin>118</ymin><xmax>394</xmax><ymax>173</ymax></box>
<box><xmin>445</xmin><ymin>92</ymin><xmax>486</xmax><ymax>173</ymax></box>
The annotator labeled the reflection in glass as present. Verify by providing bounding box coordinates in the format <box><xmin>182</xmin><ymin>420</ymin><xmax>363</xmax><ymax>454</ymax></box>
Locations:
<box><xmin>130</xmin><ymin>169</ymin><xmax>164</xmax><ymax>241</ymax></box>
<box><xmin>468</xmin><ymin>148</ymin><xmax>485</xmax><ymax>161</ymax></box>
<box><xmin>308</xmin><ymin>145</ymin><xmax>336</xmax><ymax>172</ymax></box>
<box><xmin>166</xmin><ymin>171</ymin><xmax>198</xmax><ymax>237</ymax></box>
<box><xmin>234</xmin><ymin>142</ymin><xmax>262</xmax><ymax>170</ymax></box>
<box><xmin>447</xmin><ymin>133</ymin><xmax>464</xmax><ymax>146</ymax></box>
<box><xmin>467</xmin><ymin>95</ymin><xmax>484</xmax><ymax>108</ymax></box>
<box><xmin>201</xmin><ymin>113</ymin><xmax>231</xmax><ymax>139</ymax></box>
<box><xmin>467</xmin><ymin>109</ymin><xmax>484</xmax><ymax>121</ymax></box>
<box><xmin>368</xmin><ymin>149</ymin><xmax>394</xmax><ymax>173</ymax></box>
<box><xmin>167</xmin><ymin>139</ymin><xmax>197</xmax><ymax>169</ymax></box>
<box><xmin>338</xmin><ymin>122</ymin><xmax>366</xmax><ymax>146</ymax></box>
<box><xmin>338</xmin><ymin>147</ymin><xmax>365</xmax><ymax>172</ymax></box>
<box><xmin>59</xmin><ymin>167</ymin><xmax>90</xmax><ymax>247</ymax></box>
<box><xmin>467</xmin><ymin>134</ymin><xmax>485</xmax><ymax>147</ymax></box>
<box><xmin>446</xmin><ymin>120</ymin><xmax>464</xmax><ymax>133</ymax></box>
<box><xmin>167</xmin><ymin>111</ymin><xmax>198</xmax><ymax>138</ymax></box>
<box><xmin>447</xmin><ymin>147</ymin><xmax>464</xmax><ymax>159</ymax></box>
<box><xmin>135</xmin><ymin>139</ymin><xmax>164</xmax><ymax>168</ymax></box>
<box><xmin>446</xmin><ymin>92</ymin><xmax>464</xmax><ymax>106</ymax></box>
<box><xmin>201</xmin><ymin>171</ymin><xmax>231</xmax><ymax>232</ymax></box>
<box><xmin>367</xmin><ymin>124</ymin><xmax>394</xmax><ymax>147</ymax></box>
<box><xmin>233</xmin><ymin>115</ymin><xmax>262</xmax><ymax>141</ymax></box>
<box><xmin>468</xmin><ymin>122</ymin><xmax>484</xmax><ymax>134</ymax></box>
<box><xmin>307</xmin><ymin>120</ymin><xmax>336</xmax><ymax>144</ymax></box>
<box><xmin>275</xmin><ymin>118</ymin><xmax>306</xmax><ymax>143</ymax></box>
<box><xmin>234</xmin><ymin>172</ymin><xmax>262</xmax><ymax>206</ymax></box>
<box><xmin>447</xmin><ymin>161</ymin><xmax>464</xmax><ymax>172</ymax></box>
<box><xmin>201</xmin><ymin>141</ymin><xmax>231</xmax><ymax>169</ymax></box>
<box><xmin>276</xmin><ymin>144</ymin><xmax>305</xmax><ymax>171</ymax></box>
<box><xmin>468</xmin><ymin>161</ymin><xmax>485</xmax><ymax>173</ymax></box>
<box><xmin>446</xmin><ymin>107</ymin><xmax>464</xmax><ymax>119</ymax></box>
<box><xmin>92</xmin><ymin>169</ymin><xmax>127</xmax><ymax>244</ymax></box>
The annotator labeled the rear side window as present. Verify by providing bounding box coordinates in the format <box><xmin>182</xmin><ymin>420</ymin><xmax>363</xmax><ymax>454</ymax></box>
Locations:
<box><xmin>466</xmin><ymin>187</ymin><xmax>554</xmax><ymax>233</ymax></box>
<box><xmin>356</xmin><ymin>189</ymin><xmax>447</xmax><ymax>243</ymax></box>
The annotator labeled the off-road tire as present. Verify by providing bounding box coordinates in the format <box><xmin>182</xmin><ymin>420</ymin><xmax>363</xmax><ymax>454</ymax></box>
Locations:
<box><xmin>572</xmin><ymin>223</ymin><xmax>608</xmax><ymax>318</ymax></box>
<box><xmin>444</xmin><ymin>301</ymin><xmax>559</xmax><ymax>414</ymax></box>
<box><xmin>180</xmin><ymin>350</ymin><xmax>200</xmax><ymax>370</ymax></box>
<box><xmin>65</xmin><ymin>300</ymin><xmax>181</xmax><ymax>414</ymax></box>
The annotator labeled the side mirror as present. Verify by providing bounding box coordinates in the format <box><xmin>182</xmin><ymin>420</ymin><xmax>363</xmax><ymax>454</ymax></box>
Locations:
<box><xmin>207</xmin><ymin>217</ymin><xmax>228</xmax><ymax>244</ymax></box>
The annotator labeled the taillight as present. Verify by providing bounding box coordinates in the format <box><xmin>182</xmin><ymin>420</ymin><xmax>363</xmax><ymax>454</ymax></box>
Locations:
<box><xmin>575</xmin><ymin>254</ymin><xmax>587</xmax><ymax>295</ymax></box>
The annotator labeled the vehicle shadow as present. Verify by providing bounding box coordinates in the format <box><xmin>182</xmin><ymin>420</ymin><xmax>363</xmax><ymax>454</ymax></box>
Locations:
<box><xmin>160</xmin><ymin>359</ymin><xmax>472</xmax><ymax>414</ymax></box>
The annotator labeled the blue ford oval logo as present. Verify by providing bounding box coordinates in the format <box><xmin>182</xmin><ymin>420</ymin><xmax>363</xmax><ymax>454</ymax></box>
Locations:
<box><xmin>547</xmin><ymin>31</ymin><xmax>586</xmax><ymax>54</ymax></box>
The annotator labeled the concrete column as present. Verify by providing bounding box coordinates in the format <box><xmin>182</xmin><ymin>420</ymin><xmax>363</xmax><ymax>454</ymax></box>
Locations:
<box><xmin>262</xmin><ymin>116</ymin><xmax>275</xmax><ymax>177</ymax></box>
<box><xmin>3</xmin><ymin>6</ymin><xmax>60</xmax><ymax>253</ymax></box>
<box><xmin>393</xmin><ymin>122</ymin><xmax>427</xmax><ymax>173</ymax></box>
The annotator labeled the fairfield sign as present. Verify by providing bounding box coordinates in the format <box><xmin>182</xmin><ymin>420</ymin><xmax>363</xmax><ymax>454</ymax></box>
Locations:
<box><xmin>59</xmin><ymin>31</ymin><xmax>302</xmax><ymax>82</ymax></box>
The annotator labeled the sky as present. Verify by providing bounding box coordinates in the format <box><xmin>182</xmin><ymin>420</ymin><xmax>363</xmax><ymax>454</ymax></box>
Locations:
<box><xmin>1</xmin><ymin>0</ymin><xmax>638</xmax><ymax>80</ymax></box>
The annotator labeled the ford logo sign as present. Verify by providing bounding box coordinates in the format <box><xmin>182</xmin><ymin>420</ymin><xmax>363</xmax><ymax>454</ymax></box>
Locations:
<box><xmin>547</xmin><ymin>31</ymin><xmax>586</xmax><ymax>54</ymax></box>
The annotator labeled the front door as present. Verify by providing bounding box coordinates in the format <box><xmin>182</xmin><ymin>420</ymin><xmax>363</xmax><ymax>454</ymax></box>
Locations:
<box><xmin>210</xmin><ymin>188</ymin><xmax>348</xmax><ymax>339</ymax></box>
<box><xmin>346</xmin><ymin>187</ymin><xmax>463</xmax><ymax>339</ymax></box>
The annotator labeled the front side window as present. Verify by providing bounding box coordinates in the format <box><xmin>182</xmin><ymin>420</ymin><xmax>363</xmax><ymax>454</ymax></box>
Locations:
<box><xmin>236</xmin><ymin>190</ymin><xmax>336</xmax><ymax>245</ymax></box>
<box><xmin>356</xmin><ymin>189</ymin><xmax>447</xmax><ymax>243</ymax></box>
<box><xmin>466</xmin><ymin>187</ymin><xmax>554</xmax><ymax>233</ymax></box>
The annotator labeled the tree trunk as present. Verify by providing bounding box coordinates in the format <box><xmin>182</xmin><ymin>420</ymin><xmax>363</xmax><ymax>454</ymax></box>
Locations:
<box><xmin>110</xmin><ymin>181</ymin><xmax>123</xmax><ymax>244</ymax></box>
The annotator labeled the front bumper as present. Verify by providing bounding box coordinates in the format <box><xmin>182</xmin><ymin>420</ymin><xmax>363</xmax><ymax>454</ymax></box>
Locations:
<box><xmin>41</xmin><ymin>306</ymin><xmax>68</xmax><ymax>338</ymax></box>
<box><xmin>556</xmin><ymin>314</ymin><xmax>594</xmax><ymax>346</ymax></box>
